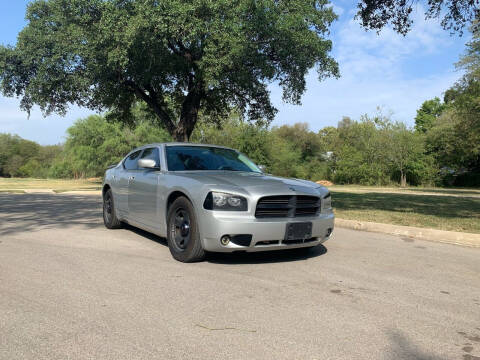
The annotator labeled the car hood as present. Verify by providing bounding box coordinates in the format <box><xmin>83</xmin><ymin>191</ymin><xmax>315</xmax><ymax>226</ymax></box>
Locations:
<box><xmin>172</xmin><ymin>171</ymin><xmax>327</xmax><ymax>197</ymax></box>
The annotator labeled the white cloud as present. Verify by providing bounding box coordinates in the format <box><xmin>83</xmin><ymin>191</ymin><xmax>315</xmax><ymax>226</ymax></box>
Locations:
<box><xmin>335</xmin><ymin>6</ymin><xmax>453</xmax><ymax>79</ymax></box>
<box><xmin>270</xmin><ymin>4</ymin><xmax>465</xmax><ymax>131</ymax></box>
<box><xmin>329</xmin><ymin>3</ymin><xmax>344</xmax><ymax>17</ymax></box>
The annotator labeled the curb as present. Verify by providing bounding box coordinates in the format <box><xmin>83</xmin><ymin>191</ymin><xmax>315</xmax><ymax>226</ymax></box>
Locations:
<box><xmin>335</xmin><ymin>218</ymin><xmax>480</xmax><ymax>248</ymax></box>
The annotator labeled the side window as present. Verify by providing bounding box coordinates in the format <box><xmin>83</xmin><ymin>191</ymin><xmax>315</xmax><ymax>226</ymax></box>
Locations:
<box><xmin>123</xmin><ymin>150</ymin><xmax>141</xmax><ymax>170</ymax></box>
<box><xmin>139</xmin><ymin>147</ymin><xmax>160</xmax><ymax>168</ymax></box>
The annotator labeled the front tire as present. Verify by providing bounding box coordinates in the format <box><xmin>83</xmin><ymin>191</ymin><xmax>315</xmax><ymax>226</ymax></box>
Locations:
<box><xmin>103</xmin><ymin>189</ymin><xmax>122</xmax><ymax>229</ymax></box>
<box><xmin>167</xmin><ymin>196</ymin><xmax>205</xmax><ymax>262</ymax></box>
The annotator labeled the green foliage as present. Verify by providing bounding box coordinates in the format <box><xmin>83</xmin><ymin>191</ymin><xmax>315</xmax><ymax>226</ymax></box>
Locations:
<box><xmin>193</xmin><ymin>113</ymin><xmax>437</xmax><ymax>186</ymax></box>
<box><xmin>421</xmin><ymin>23</ymin><xmax>480</xmax><ymax>185</ymax></box>
<box><xmin>0</xmin><ymin>111</ymin><xmax>450</xmax><ymax>187</ymax></box>
<box><xmin>74</xmin><ymin>111</ymin><xmax>441</xmax><ymax>186</ymax></box>
<box><xmin>449</xmin><ymin>24</ymin><xmax>480</xmax><ymax>171</ymax></box>
<box><xmin>0</xmin><ymin>133</ymin><xmax>62</xmax><ymax>177</ymax></box>
<box><xmin>64</xmin><ymin>115</ymin><xmax>172</xmax><ymax>178</ymax></box>
<box><xmin>0</xmin><ymin>110</ymin><xmax>172</xmax><ymax>179</ymax></box>
<box><xmin>385</xmin><ymin>121</ymin><xmax>435</xmax><ymax>186</ymax></box>
<box><xmin>47</xmin><ymin>158</ymin><xmax>75</xmax><ymax>179</ymax></box>
<box><xmin>320</xmin><ymin>112</ymin><xmax>438</xmax><ymax>186</ymax></box>
<box><xmin>192</xmin><ymin>117</ymin><xmax>329</xmax><ymax>181</ymax></box>
<box><xmin>327</xmin><ymin>115</ymin><xmax>389</xmax><ymax>185</ymax></box>
<box><xmin>0</xmin><ymin>0</ymin><xmax>339</xmax><ymax>141</ymax></box>
<box><xmin>64</xmin><ymin>115</ymin><xmax>125</xmax><ymax>178</ymax></box>
<box><xmin>191</xmin><ymin>113</ymin><xmax>271</xmax><ymax>168</ymax></box>
<box><xmin>425</xmin><ymin>110</ymin><xmax>463</xmax><ymax>169</ymax></box>
<box><xmin>414</xmin><ymin>97</ymin><xmax>447</xmax><ymax>133</ymax></box>
<box><xmin>269</xmin><ymin>124</ymin><xmax>327</xmax><ymax>180</ymax></box>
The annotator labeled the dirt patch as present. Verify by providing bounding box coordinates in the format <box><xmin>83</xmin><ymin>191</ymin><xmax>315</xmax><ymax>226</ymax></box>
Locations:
<box><xmin>316</xmin><ymin>180</ymin><xmax>334</xmax><ymax>186</ymax></box>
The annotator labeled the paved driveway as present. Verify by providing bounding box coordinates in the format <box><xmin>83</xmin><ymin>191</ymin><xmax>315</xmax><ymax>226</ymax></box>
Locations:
<box><xmin>0</xmin><ymin>194</ymin><xmax>479</xmax><ymax>360</ymax></box>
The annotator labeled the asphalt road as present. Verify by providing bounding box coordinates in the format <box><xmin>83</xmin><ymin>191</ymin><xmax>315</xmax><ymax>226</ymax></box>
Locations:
<box><xmin>0</xmin><ymin>193</ymin><xmax>479</xmax><ymax>360</ymax></box>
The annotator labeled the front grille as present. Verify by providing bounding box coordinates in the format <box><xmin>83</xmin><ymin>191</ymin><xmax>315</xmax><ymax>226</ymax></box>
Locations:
<box><xmin>255</xmin><ymin>195</ymin><xmax>320</xmax><ymax>218</ymax></box>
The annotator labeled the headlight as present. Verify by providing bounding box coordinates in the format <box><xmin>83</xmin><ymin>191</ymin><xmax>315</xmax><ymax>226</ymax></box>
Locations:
<box><xmin>322</xmin><ymin>192</ymin><xmax>332</xmax><ymax>212</ymax></box>
<box><xmin>203</xmin><ymin>192</ymin><xmax>248</xmax><ymax>211</ymax></box>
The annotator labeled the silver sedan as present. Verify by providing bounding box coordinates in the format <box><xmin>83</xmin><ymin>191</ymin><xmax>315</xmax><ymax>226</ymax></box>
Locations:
<box><xmin>102</xmin><ymin>143</ymin><xmax>334</xmax><ymax>262</ymax></box>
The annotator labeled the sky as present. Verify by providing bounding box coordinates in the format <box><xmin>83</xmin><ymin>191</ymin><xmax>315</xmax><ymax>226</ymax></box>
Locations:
<box><xmin>0</xmin><ymin>0</ymin><xmax>470</xmax><ymax>145</ymax></box>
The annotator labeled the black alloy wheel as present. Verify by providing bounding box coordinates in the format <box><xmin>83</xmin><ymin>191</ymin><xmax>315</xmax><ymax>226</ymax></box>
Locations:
<box><xmin>103</xmin><ymin>188</ymin><xmax>122</xmax><ymax>229</ymax></box>
<box><xmin>167</xmin><ymin>196</ymin><xmax>205</xmax><ymax>262</ymax></box>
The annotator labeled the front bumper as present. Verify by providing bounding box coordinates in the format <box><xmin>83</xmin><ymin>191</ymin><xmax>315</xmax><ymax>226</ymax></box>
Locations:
<box><xmin>198</xmin><ymin>210</ymin><xmax>335</xmax><ymax>252</ymax></box>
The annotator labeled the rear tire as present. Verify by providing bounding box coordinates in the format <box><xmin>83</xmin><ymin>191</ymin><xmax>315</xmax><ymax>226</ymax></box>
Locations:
<box><xmin>103</xmin><ymin>189</ymin><xmax>122</xmax><ymax>229</ymax></box>
<box><xmin>167</xmin><ymin>196</ymin><xmax>205</xmax><ymax>262</ymax></box>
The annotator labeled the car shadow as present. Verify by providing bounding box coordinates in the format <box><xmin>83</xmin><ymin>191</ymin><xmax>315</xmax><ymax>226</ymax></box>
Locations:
<box><xmin>123</xmin><ymin>223</ymin><xmax>168</xmax><ymax>246</ymax></box>
<box><xmin>124</xmin><ymin>224</ymin><xmax>328</xmax><ymax>264</ymax></box>
<box><xmin>205</xmin><ymin>245</ymin><xmax>328</xmax><ymax>264</ymax></box>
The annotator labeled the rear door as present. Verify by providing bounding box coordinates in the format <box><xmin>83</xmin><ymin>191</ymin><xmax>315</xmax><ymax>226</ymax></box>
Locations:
<box><xmin>116</xmin><ymin>150</ymin><xmax>142</xmax><ymax>217</ymax></box>
<box><xmin>127</xmin><ymin>147</ymin><xmax>161</xmax><ymax>228</ymax></box>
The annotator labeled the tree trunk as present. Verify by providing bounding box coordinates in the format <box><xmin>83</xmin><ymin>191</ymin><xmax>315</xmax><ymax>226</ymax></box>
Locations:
<box><xmin>173</xmin><ymin>85</ymin><xmax>203</xmax><ymax>142</ymax></box>
<box><xmin>172</xmin><ymin>122</ymin><xmax>189</xmax><ymax>142</ymax></box>
<box><xmin>173</xmin><ymin>110</ymin><xmax>198</xmax><ymax>142</ymax></box>
<box><xmin>132</xmin><ymin>78</ymin><xmax>203</xmax><ymax>142</ymax></box>
<box><xmin>400</xmin><ymin>171</ymin><xmax>407</xmax><ymax>187</ymax></box>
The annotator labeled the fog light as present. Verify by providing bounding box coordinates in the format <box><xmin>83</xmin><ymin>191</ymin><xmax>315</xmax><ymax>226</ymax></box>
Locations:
<box><xmin>326</xmin><ymin>228</ymin><xmax>333</xmax><ymax>237</ymax></box>
<box><xmin>220</xmin><ymin>235</ymin><xmax>231</xmax><ymax>246</ymax></box>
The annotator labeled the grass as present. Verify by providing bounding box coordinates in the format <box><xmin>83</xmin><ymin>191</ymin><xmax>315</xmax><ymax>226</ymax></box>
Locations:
<box><xmin>332</xmin><ymin>190</ymin><xmax>480</xmax><ymax>234</ymax></box>
<box><xmin>0</xmin><ymin>177</ymin><xmax>102</xmax><ymax>192</ymax></box>
<box><xmin>329</xmin><ymin>185</ymin><xmax>480</xmax><ymax>197</ymax></box>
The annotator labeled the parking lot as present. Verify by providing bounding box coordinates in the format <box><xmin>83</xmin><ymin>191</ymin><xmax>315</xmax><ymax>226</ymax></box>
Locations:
<box><xmin>1</xmin><ymin>193</ymin><xmax>479</xmax><ymax>359</ymax></box>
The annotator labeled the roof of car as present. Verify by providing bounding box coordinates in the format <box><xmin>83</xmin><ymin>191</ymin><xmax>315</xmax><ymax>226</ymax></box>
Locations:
<box><xmin>137</xmin><ymin>142</ymin><xmax>234</xmax><ymax>150</ymax></box>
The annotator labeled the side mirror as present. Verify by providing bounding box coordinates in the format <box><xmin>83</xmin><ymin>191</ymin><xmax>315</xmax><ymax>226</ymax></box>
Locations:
<box><xmin>138</xmin><ymin>159</ymin><xmax>159</xmax><ymax>169</ymax></box>
<box><xmin>258</xmin><ymin>165</ymin><xmax>267</xmax><ymax>173</ymax></box>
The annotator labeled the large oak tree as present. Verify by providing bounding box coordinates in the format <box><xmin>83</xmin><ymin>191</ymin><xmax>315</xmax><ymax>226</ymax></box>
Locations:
<box><xmin>0</xmin><ymin>0</ymin><xmax>339</xmax><ymax>141</ymax></box>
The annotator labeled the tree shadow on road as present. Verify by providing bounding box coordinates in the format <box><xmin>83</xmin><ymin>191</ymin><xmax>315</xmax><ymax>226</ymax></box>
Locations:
<box><xmin>0</xmin><ymin>194</ymin><xmax>102</xmax><ymax>236</ymax></box>
<box><xmin>385</xmin><ymin>329</ymin><xmax>450</xmax><ymax>360</ymax></box>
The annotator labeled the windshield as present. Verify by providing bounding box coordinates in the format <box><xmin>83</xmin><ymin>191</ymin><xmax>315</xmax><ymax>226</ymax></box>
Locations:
<box><xmin>166</xmin><ymin>146</ymin><xmax>262</xmax><ymax>173</ymax></box>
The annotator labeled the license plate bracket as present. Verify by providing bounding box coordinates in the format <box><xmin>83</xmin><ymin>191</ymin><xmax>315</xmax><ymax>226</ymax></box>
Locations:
<box><xmin>285</xmin><ymin>222</ymin><xmax>313</xmax><ymax>241</ymax></box>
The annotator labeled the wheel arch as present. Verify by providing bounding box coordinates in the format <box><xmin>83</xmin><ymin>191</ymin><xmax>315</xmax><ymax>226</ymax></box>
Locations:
<box><xmin>165</xmin><ymin>190</ymin><xmax>200</xmax><ymax>233</ymax></box>
<box><xmin>166</xmin><ymin>190</ymin><xmax>193</xmax><ymax>214</ymax></box>
<box><xmin>102</xmin><ymin>184</ymin><xmax>111</xmax><ymax>198</ymax></box>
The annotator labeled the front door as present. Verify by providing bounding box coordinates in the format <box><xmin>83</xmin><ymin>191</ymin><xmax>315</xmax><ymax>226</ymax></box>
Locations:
<box><xmin>116</xmin><ymin>150</ymin><xmax>142</xmax><ymax>217</ymax></box>
<box><xmin>127</xmin><ymin>147</ymin><xmax>161</xmax><ymax>228</ymax></box>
